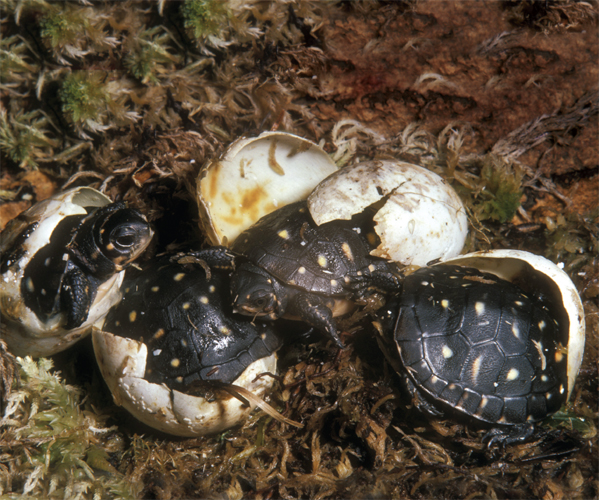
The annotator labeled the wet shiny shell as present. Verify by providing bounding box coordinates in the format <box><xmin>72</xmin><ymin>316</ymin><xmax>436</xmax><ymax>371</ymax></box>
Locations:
<box><xmin>308</xmin><ymin>160</ymin><xmax>468</xmax><ymax>266</ymax></box>
<box><xmin>394</xmin><ymin>264</ymin><xmax>571</xmax><ymax>425</ymax></box>
<box><xmin>0</xmin><ymin>187</ymin><xmax>121</xmax><ymax>356</ymax></box>
<box><xmin>197</xmin><ymin>132</ymin><xmax>338</xmax><ymax>246</ymax></box>
<box><xmin>93</xmin><ymin>258</ymin><xmax>281</xmax><ymax>436</ymax></box>
<box><xmin>232</xmin><ymin>200</ymin><xmax>380</xmax><ymax>296</ymax></box>
<box><xmin>444</xmin><ymin>249</ymin><xmax>585</xmax><ymax>400</ymax></box>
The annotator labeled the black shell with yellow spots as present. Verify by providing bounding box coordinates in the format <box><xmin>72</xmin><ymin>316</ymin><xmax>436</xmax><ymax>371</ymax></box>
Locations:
<box><xmin>387</xmin><ymin>265</ymin><xmax>568</xmax><ymax>425</ymax></box>
<box><xmin>231</xmin><ymin>200</ymin><xmax>391</xmax><ymax>296</ymax></box>
<box><xmin>102</xmin><ymin>256</ymin><xmax>282</xmax><ymax>391</ymax></box>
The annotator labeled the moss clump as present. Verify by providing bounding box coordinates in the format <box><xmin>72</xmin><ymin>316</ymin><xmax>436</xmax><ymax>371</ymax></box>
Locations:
<box><xmin>40</xmin><ymin>7</ymin><xmax>89</xmax><ymax>50</ymax></box>
<box><xmin>60</xmin><ymin>71</ymin><xmax>110</xmax><ymax>125</ymax></box>
<box><xmin>181</xmin><ymin>0</ymin><xmax>230</xmax><ymax>40</ymax></box>
<box><xmin>473</xmin><ymin>155</ymin><xmax>524</xmax><ymax>223</ymax></box>
<box><xmin>0</xmin><ymin>109</ymin><xmax>58</xmax><ymax>169</ymax></box>
<box><xmin>0</xmin><ymin>357</ymin><xmax>140</xmax><ymax>499</ymax></box>
<box><xmin>124</xmin><ymin>26</ymin><xmax>181</xmax><ymax>85</ymax></box>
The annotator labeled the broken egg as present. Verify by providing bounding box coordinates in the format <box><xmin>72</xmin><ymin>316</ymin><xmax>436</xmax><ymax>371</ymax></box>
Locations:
<box><xmin>308</xmin><ymin>160</ymin><xmax>468</xmax><ymax>266</ymax></box>
<box><xmin>197</xmin><ymin>132</ymin><xmax>338</xmax><ymax>246</ymax></box>
<box><xmin>92</xmin><ymin>328</ymin><xmax>278</xmax><ymax>437</ymax></box>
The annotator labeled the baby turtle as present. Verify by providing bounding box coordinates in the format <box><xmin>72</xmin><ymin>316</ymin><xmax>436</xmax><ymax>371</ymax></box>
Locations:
<box><xmin>230</xmin><ymin>200</ymin><xmax>402</xmax><ymax>347</ymax></box>
<box><xmin>1</xmin><ymin>187</ymin><xmax>153</xmax><ymax>356</ymax></box>
<box><xmin>93</xmin><ymin>251</ymin><xmax>287</xmax><ymax>436</ymax></box>
<box><xmin>374</xmin><ymin>264</ymin><xmax>579</xmax><ymax>446</ymax></box>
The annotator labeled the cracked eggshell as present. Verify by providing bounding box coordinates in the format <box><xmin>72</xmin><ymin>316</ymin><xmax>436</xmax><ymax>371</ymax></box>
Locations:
<box><xmin>308</xmin><ymin>160</ymin><xmax>468</xmax><ymax>266</ymax></box>
<box><xmin>92</xmin><ymin>328</ymin><xmax>277</xmax><ymax>437</ymax></box>
<box><xmin>1</xmin><ymin>187</ymin><xmax>118</xmax><ymax>357</ymax></box>
<box><xmin>443</xmin><ymin>249</ymin><xmax>585</xmax><ymax>400</ymax></box>
<box><xmin>197</xmin><ymin>132</ymin><xmax>338</xmax><ymax>246</ymax></box>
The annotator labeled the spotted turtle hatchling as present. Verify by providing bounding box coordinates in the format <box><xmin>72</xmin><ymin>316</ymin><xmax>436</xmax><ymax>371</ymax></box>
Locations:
<box><xmin>230</xmin><ymin>200</ymin><xmax>402</xmax><ymax>347</ymax></box>
<box><xmin>1</xmin><ymin>187</ymin><xmax>153</xmax><ymax>356</ymax></box>
<box><xmin>374</xmin><ymin>264</ymin><xmax>578</xmax><ymax>445</ymax></box>
<box><xmin>93</xmin><ymin>250</ymin><xmax>287</xmax><ymax>436</ymax></box>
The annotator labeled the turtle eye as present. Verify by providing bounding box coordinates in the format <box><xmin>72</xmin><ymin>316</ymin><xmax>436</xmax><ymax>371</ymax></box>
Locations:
<box><xmin>115</xmin><ymin>233</ymin><xmax>137</xmax><ymax>248</ymax></box>
<box><xmin>254</xmin><ymin>297</ymin><xmax>267</xmax><ymax>308</ymax></box>
<box><xmin>110</xmin><ymin>227</ymin><xmax>138</xmax><ymax>250</ymax></box>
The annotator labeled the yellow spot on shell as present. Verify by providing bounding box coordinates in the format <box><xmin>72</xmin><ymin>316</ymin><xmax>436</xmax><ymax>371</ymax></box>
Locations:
<box><xmin>278</xmin><ymin>229</ymin><xmax>289</xmax><ymax>239</ymax></box>
<box><xmin>220</xmin><ymin>326</ymin><xmax>230</xmax><ymax>335</ymax></box>
<box><xmin>475</xmin><ymin>302</ymin><xmax>485</xmax><ymax>316</ymax></box>
<box><xmin>174</xmin><ymin>273</ymin><xmax>186</xmax><ymax>281</ymax></box>
<box><xmin>471</xmin><ymin>356</ymin><xmax>482</xmax><ymax>385</ymax></box>
<box><xmin>441</xmin><ymin>299</ymin><xmax>449</xmax><ymax>309</ymax></box>
<box><xmin>555</xmin><ymin>351</ymin><xmax>563</xmax><ymax>363</ymax></box>
<box><xmin>182</xmin><ymin>302</ymin><xmax>191</xmax><ymax>310</ymax></box>
<box><xmin>341</xmin><ymin>242</ymin><xmax>353</xmax><ymax>261</ymax></box>
<box><xmin>512</xmin><ymin>323</ymin><xmax>520</xmax><ymax>339</ymax></box>
<box><xmin>318</xmin><ymin>255</ymin><xmax>327</xmax><ymax>267</ymax></box>
<box><xmin>153</xmin><ymin>328</ymin><xmax>165</xmax><ymax>339</ymax></box>
<box><xmin>171</xmin><ymin>358</ymin><xmax>180</xmax><ymax>368</ymax></box>
<box><xmin>25</xmin><ymin>278</ymin><xmax>34</xmax><ymax>293</ymax></box>
<box><xmin>442</xmin><ymin>345</ymin><xmax>453</xmax><ymax>358</ymax></box>
<box><xmin>506</xmin><ymin>368</ymin><xmax>519</xmax><ymax>381</ymax></box>
<box><xmin>151</xmin><ymin>286</ymin><xmax>160</xmax><ymax>292</ymax></box>
<box><xmin>298</xmin><ymin>266</ymin><xmax>306</xmax><ymax>274</ymax></box>
<box><xmin>129</xmin><ymin>311</ymin><xmax>137</xmax><ymax>322</ymax></box>
<box><xmin>200</xmin><ymin>296</ymin><xmax>209</xmax><ymax>304</ymax></box>
<box><xmin>106</xmin><ymin>243</ymin><xmax>115</xmax><ymax>251</ymax></box>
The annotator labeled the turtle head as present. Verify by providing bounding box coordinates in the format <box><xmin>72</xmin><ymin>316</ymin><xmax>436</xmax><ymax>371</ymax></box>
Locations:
<box><xmin>68</xmin><ymin>203</ymin><xmax>153</xmax><ymax>278</ymax></box>
<box><xmin>98</xmin><ymin>207</ymin><xmax>153</xmax><ymax>269</ymax></box>
<box><xmin>231</xmin><ymin>263</ymin><xmax>285</xmax><ymax>320</ymax></box>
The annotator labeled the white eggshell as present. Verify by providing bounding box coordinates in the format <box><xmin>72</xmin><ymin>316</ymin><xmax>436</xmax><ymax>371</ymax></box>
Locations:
<box><xmin>308</xmin><ymin>160</ymin><xmax>468</xmax><ymax>266</ymax></box>
<box><xmin>443</xmin><ymin>249</ymin><xmax>585</xmax><ymax>399</ymax></box>
<box><xmin>197</xmin><ymin>132</ymin><xmax>338</xmax><ymax>246</ymax></box>
<box><xmin>92</xmin><ymin>329</ymin><xmax>277</xmax><ymax>437</ymax></box>
<box><xmin>0</xmin><ymin>187</ymin><xmax>120</xmax><ymax>357</ymax></box>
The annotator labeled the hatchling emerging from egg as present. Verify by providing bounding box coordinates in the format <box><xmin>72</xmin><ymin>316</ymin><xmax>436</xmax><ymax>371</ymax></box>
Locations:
<box><xmin>230</xmin><ymin>200</ymin><xmax>403</xmax><ymax>348</ymax></box>
<box><xmin>93</xmin><ymin>251</ymin><xmax>290</xmax><ymax>436</ymax></box>
<box><xmin>373</xmin><ymin>251</ymin><xmax>585</xmax><ymax>446</ymax></box>
<box><xmin>1</xmin><ymin>187</ymin><xmax>153</xmax><ymax>356</ymax></box>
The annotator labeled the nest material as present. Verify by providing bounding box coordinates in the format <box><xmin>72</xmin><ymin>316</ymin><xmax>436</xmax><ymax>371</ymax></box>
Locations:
<box><xmin>0</xmin><ymin>1</ymin><xmax>597</xmax><ymax>499</ymax></box>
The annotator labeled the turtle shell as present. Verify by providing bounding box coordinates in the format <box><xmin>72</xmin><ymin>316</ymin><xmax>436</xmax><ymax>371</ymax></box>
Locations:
<box><xmin>231</xmin><ymin>200</ymin><xmax>380</xmax><ymax>296</ymax></box>
<box><xmin>101</xmin><ymin>257</ymin><xmax>282</xmax><ymax>391</ymax></box>
<box><xmin>393</xmin><ymin>265</ymin><xmax>568</xmax><ymax>425</ymax></box>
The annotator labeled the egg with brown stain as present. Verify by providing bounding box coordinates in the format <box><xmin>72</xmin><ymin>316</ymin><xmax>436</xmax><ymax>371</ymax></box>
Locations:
<box><xmin>197</xmin><ymin>132</ymin><xmax>338</xmax><ymax>246</ymax></box>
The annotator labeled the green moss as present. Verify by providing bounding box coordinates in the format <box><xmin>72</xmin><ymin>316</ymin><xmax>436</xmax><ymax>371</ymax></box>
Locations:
<box><xmin>125</xmin><ymin>27</ymin><xmax>180</xmax><ymax>85</ymax></box>
<box><xmin>0</xmin><ymin>109</ymin><xmax>57</xmax><ymax>169</ymax></box>
<box><xmin>59</xmin><ymin>71</ymin><xmax>109</xmax><ymax>125</ymax></box>
<box><xmin>181</xmin><ymin>0</ymin><xmax>230</xmax><ymax>40</ymax></box>
<box><xmin>473</xmin><ymin>154</ymin><xmax>524</xmax><ymax>223</ymax></box>
<box><xmin>0</xmin><ymin>357</ymin><xmax>140</xmax><ymax>499</ymax></box>
<box><xmin>40</xmin><ymin>7</ymin><xmax>88</xmax><ymax>49</ymax></box>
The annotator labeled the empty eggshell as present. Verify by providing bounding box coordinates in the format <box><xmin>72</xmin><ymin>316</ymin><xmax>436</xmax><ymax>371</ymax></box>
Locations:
<box><xmin>308</xmin><ymin>160</ymin><xmax>468</xmax><ymax>266</ymax></box>
<box><xmin>197</xmin><ymin>131</ymin><xmax>338</xmax><ymax>246</ymax></box>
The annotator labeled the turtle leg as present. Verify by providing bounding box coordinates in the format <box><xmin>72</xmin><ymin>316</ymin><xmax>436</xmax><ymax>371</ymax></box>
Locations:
<box><xmin>351</xmin><ymin>261</ymin><xmax>403</xmax><ymax>298</ymax></box>
<box><xmin>287</xmin><ymin>292</ymin><xmax>344</xmax><ymax>348</ymax></box>
<box><xmin>402</xmin><ymin>371</ymin><xmax>445</xmax><ymax>418</ymax></box>
<box><xmin>61</xmin><ymin>266</ymin><xmax>93</xmax><ymax>329</ymax></box>
<box><xmin>172</xmin><ymin>247</ymin><xmax>236</xmax><ymax>272</ymax></box>
<box><xmin>483</xmin><ymin>424</ymin><xmax>535</xmax><ymax>448</ymax></box>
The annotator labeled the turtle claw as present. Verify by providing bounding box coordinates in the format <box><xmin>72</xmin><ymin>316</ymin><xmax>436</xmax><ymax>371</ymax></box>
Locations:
<box><xmin>483</xmin><ymin>423</ymin><xmax>535</xmax><ymax>449</ymax></box>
